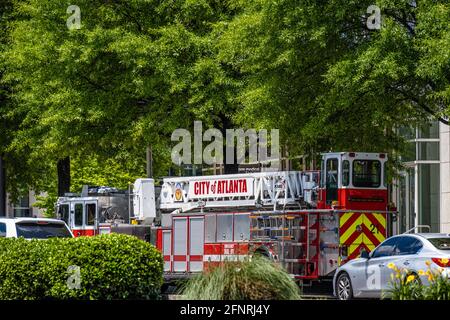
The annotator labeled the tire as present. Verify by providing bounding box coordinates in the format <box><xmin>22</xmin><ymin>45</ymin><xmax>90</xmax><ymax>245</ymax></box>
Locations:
<box><xmin>336</xmin><ymin>272</ymin><xmax>353</xmax><ymax>300</ymax></box>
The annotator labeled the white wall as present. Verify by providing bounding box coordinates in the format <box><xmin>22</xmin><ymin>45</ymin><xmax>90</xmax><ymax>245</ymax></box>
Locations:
<box><xmin>440</xmin><ymin>122</ymin><xmax>450</xmax><ymax>233</ymax></box>
<box><xmin>29</xmin><ymin>191</ymin><xmax>46</xmax><ymax>218</ymax></box>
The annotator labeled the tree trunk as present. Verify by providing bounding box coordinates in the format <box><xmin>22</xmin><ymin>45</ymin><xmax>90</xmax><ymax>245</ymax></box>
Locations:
<box><xmin>146</xmin><ymin>146</ymin><xmax>153</xmax><ymax>178</ymax></box>
<box><xmin>57</xmin><ymin>157</ymin><xmax>71</xmax><ymax>196</ymax></box>
<box><xmin>0</xmin><ymin>155</ymin><xmax>6</xmax><ymax>216</ymax></box>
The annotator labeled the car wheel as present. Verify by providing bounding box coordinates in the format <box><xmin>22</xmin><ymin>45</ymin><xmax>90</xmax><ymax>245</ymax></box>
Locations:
<box><xmin>336</xmin><ymin>272</ymin><xmax>353</xmax><ymax>300</ymax></box>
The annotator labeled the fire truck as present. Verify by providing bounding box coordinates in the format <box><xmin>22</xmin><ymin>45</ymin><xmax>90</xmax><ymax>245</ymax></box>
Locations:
<box><xmin>56</xmin><ymin>152</ymin><xmax>397</xmax><ymax>281</ymax></box>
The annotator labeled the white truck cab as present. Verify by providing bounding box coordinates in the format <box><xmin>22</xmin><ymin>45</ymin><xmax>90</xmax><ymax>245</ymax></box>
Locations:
<box><xmin>0</xmin><ymin>218</ymin><xmax>74</xmax><ymax>239</ymax></box>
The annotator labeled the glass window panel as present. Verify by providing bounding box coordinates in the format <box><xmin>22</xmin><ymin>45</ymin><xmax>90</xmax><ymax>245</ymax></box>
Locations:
<box><xmin>86</xmin><ymin>204</ymin><xmax>96</xmax><ymax>226</ymax></box>
<box><xmin>342</xmin><ymin>160</ymin><xmax>350</xmax><ymax>187</ymax></box>
<box><xmin>401</xmin><ymin>142</ymin><xmax>416</xmax><ymax>162</ymax></box>
<box><xmin>418</xmin><ymin>164</ymin><xmax>440</xmax><ymax>232</ymax></box>
<box><xmin>417</xmin><ymin>142</ymin><xmax>439</xmax><ymax>161</ymax></box>
<box><xmin>58</xmin><ymin>205</ymin><xmax>70</xmax><ymax>224</ymax></box>
<box><xmin>418</xmin><ymin>121</ymin><xmax>439</xmax><ymax>139</ymax></box>
<box><xmin>394</xmin><ymin>237</ymin><xmax>423</xmax><ymax>255</ymax></box>
<box><xmin>18</xmin><ymin>195</ymin><xmax>30</xmax><ymax>208</ymax></box>
<box><xmin>408</xmin><ymin>168</ymin><xmax>415</xmax><ymax>230</ymax></box>
<box><xmin>74</xmin><ymin>203</ymin><xmax>83</xmax><ymax>227</ymax></box>
<box><xmin>13</xmin><ymin>208</ymin><xmax>31</xmax><ymax>217</ymax></box>
<box><xmin>372</xmin><ymin>237</ymin><xmax>398</xmax><ymax>258</ymax></box>
<box><xmin>326</xmin><ymin>158</ymin><xmax>339</xmax><ymax>203</ymax></box>
<box><xmin>352</xmin><ymin>160</ymin><xmax>381</xmax><ymax>188</ymax></box>
<box><xmin>399</xmin><ymin>125</ymin><xmax>416</xmax><ymax>140</ymax></box>
<box><xmin>398</xmin><ymin>175</ymin><xmax>407</xmax><ymax>233</ymax></box>
<box><xmin>0</xmin><ymin>223</ymin><xmax>6</xmax><ymax>237</ymax></box>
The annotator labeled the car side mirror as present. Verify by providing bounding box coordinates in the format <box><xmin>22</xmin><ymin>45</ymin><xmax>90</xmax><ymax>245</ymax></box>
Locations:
<box><xmin>360</xmin><ymin>250</ymin><xmax>370</xmax><ymax>259</ymax></box>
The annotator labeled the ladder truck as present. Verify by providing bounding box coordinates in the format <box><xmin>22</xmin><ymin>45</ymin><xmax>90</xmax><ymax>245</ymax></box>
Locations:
<box><xmin>56</xmin><ymin>152</ymin><xmax>397</xmax><ymax>281</ymax></box>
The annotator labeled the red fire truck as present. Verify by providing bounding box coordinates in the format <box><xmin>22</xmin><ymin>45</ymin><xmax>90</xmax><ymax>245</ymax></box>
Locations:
<box><xmin>56</xmin><ymin>152</ymin><xmax>396</xmax><ymax>281</ymax></box>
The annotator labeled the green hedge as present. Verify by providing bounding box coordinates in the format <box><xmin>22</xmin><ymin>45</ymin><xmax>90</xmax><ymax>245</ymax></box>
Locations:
<box><xmin>0</xmin><ymin>234</ymin><xmax>163</xmax><ymax>300</ymax></box>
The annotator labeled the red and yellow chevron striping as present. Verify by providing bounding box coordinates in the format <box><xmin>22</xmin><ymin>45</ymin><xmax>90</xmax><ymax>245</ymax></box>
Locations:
<box><xmin>339</xmin><ymin>212</ymin><xmax>387</xmax><ymax>264</ymax></box>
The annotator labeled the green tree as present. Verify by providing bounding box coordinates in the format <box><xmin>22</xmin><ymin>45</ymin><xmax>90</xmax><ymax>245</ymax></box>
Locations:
<box><xmin>1</xmin><ymin>0</ymin><xmax>242</xmax><ymax>199</ymax></box>
<box><xmin>218</xmin><ymin>0</ymin><xmax>450</xmax><ymax>159</ymax></box>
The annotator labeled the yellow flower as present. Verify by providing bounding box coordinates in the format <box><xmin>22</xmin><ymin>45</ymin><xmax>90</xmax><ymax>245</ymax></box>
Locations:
<box><xmin>406</xmin><ymin>275</ymin><xmax>416</xmax><ymax>283</ymax></box>
<box><xmin>425</xmin><ymin>260</ymin><xmax>431</xmax><ymax>267</ymax></box>
<box><xmin>387</xmin><ymin>263</ymin><xmax>396</xmax><ymax>270</ymax></box>
<box><xmin>418</xmin><ymin>270</ymin><xmax>426</xmax><ymax>276</ymax></box>
<box><xmin>440</xmin><ymin>258</ymin><xmax>449</xmax><ymax>265</ymax></box>
<box><xmin>395</xmin><ymin>273</ymin><xmax>401</xmax><ymax>279</ymax></box>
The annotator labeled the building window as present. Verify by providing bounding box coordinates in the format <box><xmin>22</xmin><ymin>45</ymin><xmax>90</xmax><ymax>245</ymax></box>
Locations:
<box><xmin>396</xmin><ymin>119</ymin><xmax>441</xmax><ymax>233</ymax></box>
<box><xmin>418</xmin><ymin>121</ymin><xmax>439</xmax><ymax>139</ymax></box>
<box><xmin>13</xmin><ymin>194</ymin><xmax>31</xmax><ymax>217</ymax></box>
<box><xmin>417</xmin><ymin>142</ymin><xmax>439</xmax><ymax>161</ymax></box>
<box><xmin>418</xmin><ymin>164</ymin><xmax>440</xmax><ymax>232</ymax></box>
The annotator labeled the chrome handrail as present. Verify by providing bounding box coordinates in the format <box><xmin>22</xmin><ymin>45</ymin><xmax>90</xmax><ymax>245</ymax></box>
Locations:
<box><xmin>403</xmin><ymin>225</ymin><xmax>431</xmax><ymax>234</ymax></box>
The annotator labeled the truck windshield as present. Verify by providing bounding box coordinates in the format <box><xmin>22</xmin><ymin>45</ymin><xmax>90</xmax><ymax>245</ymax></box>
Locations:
<box><xmin>16</xmin><ymin>222</ymin><xmax>72</xmax><ymax>239</ymax></box>
<box><xmin>352</xmin><ymin>160</ymin><xmax>381</xmax><ymax>188</ymax></box>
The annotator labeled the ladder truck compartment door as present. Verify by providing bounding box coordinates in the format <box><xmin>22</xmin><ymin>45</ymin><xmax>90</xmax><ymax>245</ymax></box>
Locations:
<box><xmin>189</xmin><ymin>217</ymin><xmax>204</xmax><ymax>272</ymax></box>
<box><xmin>173</xmin><ymin>218</ymin><xmax>188</xmax><ymax>272</ymax></box>
<box><xmin>163</xmin><ymin>230</ymin><xmax>172</xmax><ymax>272</ymax></box>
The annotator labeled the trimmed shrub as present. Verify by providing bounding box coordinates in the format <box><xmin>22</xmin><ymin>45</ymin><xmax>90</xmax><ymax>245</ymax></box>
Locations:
<box><xmin>181</xmin><ymin>256</ymin><xmax>301</xmax><ymax>300</ymax></box>
<box><xmin>0</xmin><ymin>234</ymin><xmax>163</xmax><ymax>300</ymax></box>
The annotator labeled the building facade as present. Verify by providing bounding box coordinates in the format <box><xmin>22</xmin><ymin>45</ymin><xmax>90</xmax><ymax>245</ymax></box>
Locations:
<box><xmin>440</xmin><ymin>122</ymin><xmax>450</xmax><ymax>233</ymax></box>
<box><xmin>392</xmin><ymin>121</ymin><xmax>450</xmax><ymax>233</ymax></box>
<box><xmin>4</xmin><ymin>191</ymin><xmax>45</xmax><ymax>218</ymax></box>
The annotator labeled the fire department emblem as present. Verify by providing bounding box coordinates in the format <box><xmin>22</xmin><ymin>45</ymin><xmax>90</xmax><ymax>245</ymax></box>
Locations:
<box><xmin>175</xmin><ymin>183</ymin><xmax>183</xmax><ymax>201</ymax></box>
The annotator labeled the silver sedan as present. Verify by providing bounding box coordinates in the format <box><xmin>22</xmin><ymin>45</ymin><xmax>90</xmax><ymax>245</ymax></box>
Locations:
<box><xmin>333</xmin><ymin>233</ymin><xmax>450</xmax><ymax>300</ymax></box>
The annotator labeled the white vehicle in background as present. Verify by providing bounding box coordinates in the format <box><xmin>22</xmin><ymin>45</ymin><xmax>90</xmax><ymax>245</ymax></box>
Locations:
<box><xmin>0</xmin><ymin>218</ymin><xmax>74</xmax><ymax>239</ymax></box>
<box><xmin>333</xmin><ymin>231</ymin><xmax>450</xmax><ymax>300</ymax></box>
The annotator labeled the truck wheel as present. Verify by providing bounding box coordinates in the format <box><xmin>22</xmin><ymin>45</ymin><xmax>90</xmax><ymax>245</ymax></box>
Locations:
<box><xmin>336</xmin><ymin>272</ymin><xmax>353</xmax><ymax>300</ymax></box>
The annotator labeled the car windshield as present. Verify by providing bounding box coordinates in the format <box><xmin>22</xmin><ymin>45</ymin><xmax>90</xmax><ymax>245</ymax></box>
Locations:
<box><xmin>428</xmin><ymin>238</ymin><xmax>450</xmax><ymax>250</ymax></box>
<box><xmin>15</xmin><ymin>222</ymin><xmax>72</xmax><ymax>239</ymax></box>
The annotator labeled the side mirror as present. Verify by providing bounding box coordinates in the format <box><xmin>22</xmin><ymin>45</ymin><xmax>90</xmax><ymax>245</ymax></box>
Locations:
<box><xmin>360</xmin><ymin>250</ymin><xmax>370</xmax><ymax>259</ymax></box>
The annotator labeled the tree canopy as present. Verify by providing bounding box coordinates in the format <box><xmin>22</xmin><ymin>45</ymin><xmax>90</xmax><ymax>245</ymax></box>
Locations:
<box><xmin>0</xmin><ymin>0</ymin><xmax>449</xmax><ymax>212</ymax></box>
<box><xmin>218</xmin><ymin>0</ymin><xmax>449</xmax><ymax>156</ymax></box>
